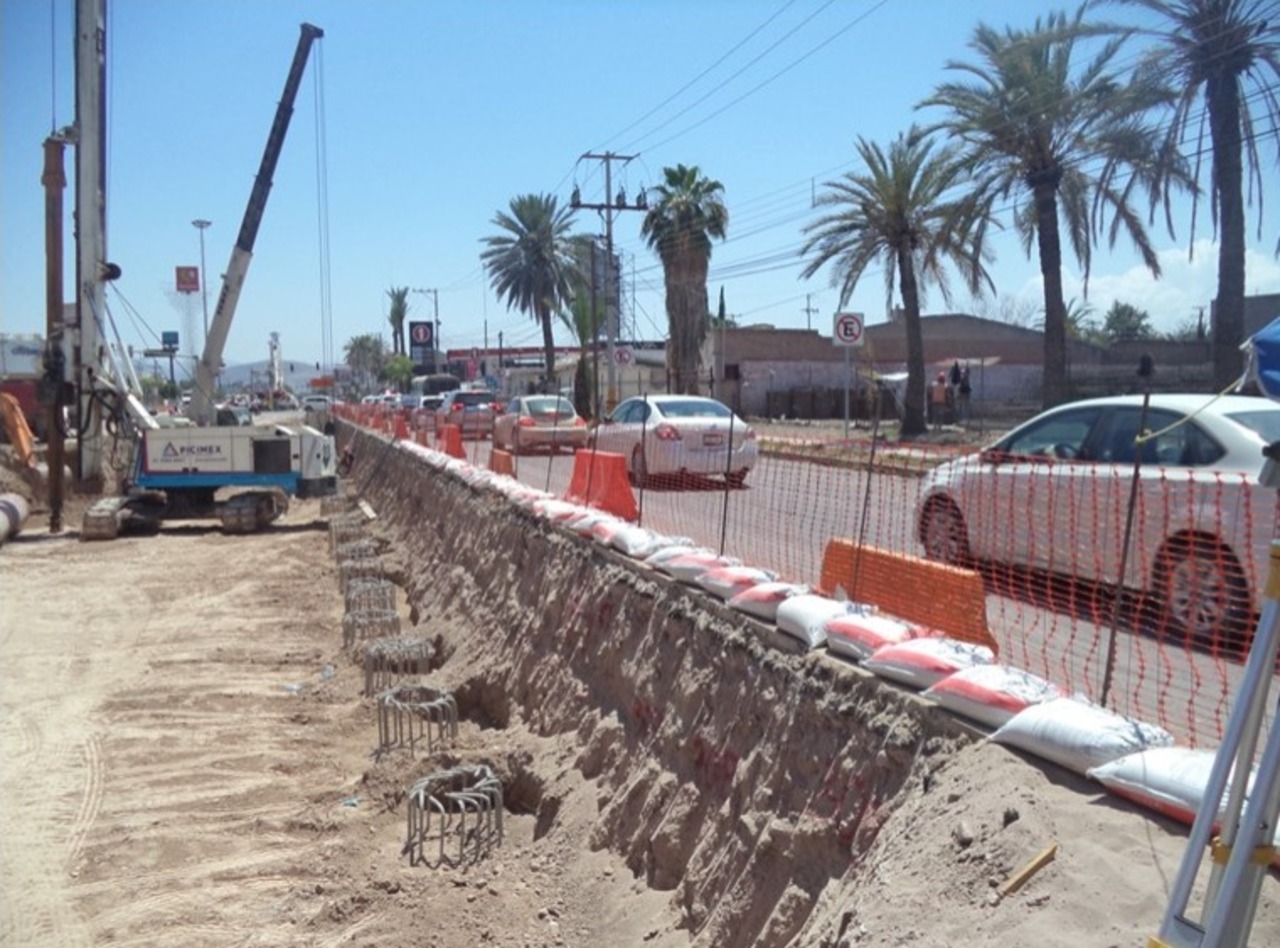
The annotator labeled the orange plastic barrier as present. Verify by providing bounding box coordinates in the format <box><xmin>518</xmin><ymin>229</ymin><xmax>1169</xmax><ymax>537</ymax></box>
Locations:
<box><xmin>564</xmin><ymin>449</ymin><xmax>638</xmax><ymax>522</ymax></box>
<box><xmin>818</xmin><ymin>539</ymin><xmax>997</xmax><ymax>653</ymax></box>
<box><xmin>490</xmin><ymin>448</ymin><xmax>515</xmax><ymax>477</ymax></box>
<box><xmin>437</xmin><ymin>424</ymin><xmax>465</xmax><ymax>459</ymax></box>
<box><xmin>393</xmin><ymin>412</ymin><xmax>410</xmax><ymax>440</ymax></box>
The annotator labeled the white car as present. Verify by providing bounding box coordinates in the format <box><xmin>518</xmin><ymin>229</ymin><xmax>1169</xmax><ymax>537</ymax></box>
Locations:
<box><xmin>589</xmin><ymin>394</ymin><xmax>758</xmax><ymax>487</ymax></box>
<box><xmin>300</xmin><ymin>394</ymin><xmax>333</xmax><ymax>412</ymax></box>
<box><xmin>915</xmin><ymin>394</ymin><xmax>1280</xmax><ymax>651</ymax></box>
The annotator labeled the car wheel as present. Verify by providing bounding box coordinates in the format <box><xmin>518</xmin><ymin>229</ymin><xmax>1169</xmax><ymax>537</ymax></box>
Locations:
<box><xmin>918</xmin><ymin>497</ymin><xmax>970</xmax><ymax>565</ymax></box>
<box><xmin>630</xmin><ymin>445</ymin><xmax>649</xmax><ymax>488</ymax></box>
<box><xmin>1153</xmin><ymin>537</ymin><xmax>1252</xmax><ymax>655</ymax></box>
<box><xmin>725</xmin><ymin>469</ymin><xmax>749</xmax><ymax>488</ymax></box>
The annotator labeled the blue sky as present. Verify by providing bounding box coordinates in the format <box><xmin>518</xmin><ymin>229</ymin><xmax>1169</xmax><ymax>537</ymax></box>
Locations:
<box><xmin>2</xmin><ymin>0</ymin><xmax>1278</xmax><ymax>375</ymax></box>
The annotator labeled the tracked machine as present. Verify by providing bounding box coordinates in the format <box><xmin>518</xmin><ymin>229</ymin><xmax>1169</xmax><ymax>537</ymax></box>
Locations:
<box><xmin>82</xmin><ymin>22</ymin><xmax>337</xmax><ymax>539</ymax></box>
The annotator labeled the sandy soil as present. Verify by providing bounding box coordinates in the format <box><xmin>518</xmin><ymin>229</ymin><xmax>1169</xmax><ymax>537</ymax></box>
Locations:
<box><xmin>1</xmin><ymin>434</ymin><xmax>1278</xmax><ymax>947</ymax></box>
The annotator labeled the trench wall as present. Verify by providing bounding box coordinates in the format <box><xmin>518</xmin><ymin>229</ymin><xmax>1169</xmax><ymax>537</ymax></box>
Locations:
<box><xmin>342</xmin><ymin>426</ymin><xmax>978</xmax><ymax>946</ymax></box>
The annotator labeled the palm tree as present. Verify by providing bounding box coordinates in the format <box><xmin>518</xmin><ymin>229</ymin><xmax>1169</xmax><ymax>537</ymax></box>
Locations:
<box><xmin>1112</xmin><ymin>0</ymin><xmax>1280</xmax><ymax>389</ymax></box>
<box><xmin>641</xmin><ymin>164</ymin><xmax>729</xmax><ymax>394</ymax></box>
<box><xmin>481</xmin><ymin>193</ymin><xmax>578</xmax><ymax>389</ymax></box>
<box><xmin>921</xmin><ymin>8</ymin><xmax>1184</xmax><ymax>407</ymax></box>
<box><xmin>343</xmin><ymin>333</ymin><xmax>386</xmax><ymax>393</ymax></box>
<box><xmin>386</xmin><ymin>286</ymin><xmax>409</xmax><ymax>355</ymax></box>
<box><xmin>800</xmin><ymin>128</ymin><xmax>995</xmax><ymax>437</ymax></box>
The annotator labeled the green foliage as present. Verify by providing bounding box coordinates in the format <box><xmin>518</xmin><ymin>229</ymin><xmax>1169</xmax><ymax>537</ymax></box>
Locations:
<box><xmin>641</xmin><ymin>164</ymin><xmax>729</xmax><ymax>394</ymax></box>
<box><xmin>921</xmin><ymin>8</ymin><xmax>1187</xmax><ymax>406</ymax></box>
<box><xmin>386</xmin><ymin>286</ymin><xmax>409</xmax><ymax>356</ymax></box>
<box><xmin>1110</xmin><ymin>0</ymin><xmax>1280</xmax><ymax>388</ymax></box>
<box><xmin>1101</xmin><ymin>300</ymin><xmax>1153</xmax><ymax>341</ymax></box>
<box><xmin>573</xmin><ymin>356</ymin><xmax>596</xmax><ymax>421</ymax></box>
<box><xmin>481</xmin><ymin>193</ymin><xmax>579</xmax><ymax>386</ymax></box>
<box><xmin>382</xmin><ymin>354</ymin><xmax>415</xmax><ymax>390</ymax></box>
<box><xmin>801</xmin><ymin>126</ymin><xmax>994</xmax><ymax>437</ymax></box>
<box><xmin>343</xmin><ymin>333</ymin><xmax>387</xmax><ymax>392</ymax></box>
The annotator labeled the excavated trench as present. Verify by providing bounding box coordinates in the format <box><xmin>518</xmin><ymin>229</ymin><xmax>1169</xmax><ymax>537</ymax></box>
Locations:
<box><xmin>341</xmin><ymin>425</ymin><xmax>979</xmax><ymax>945</ymax></box>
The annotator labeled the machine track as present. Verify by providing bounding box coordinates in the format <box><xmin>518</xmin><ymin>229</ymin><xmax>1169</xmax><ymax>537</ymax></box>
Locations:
<box><xmin>81</xmin><ymin>497</ymin><xmax>128</xmax><ymax>541</ymax></box>
<box><xmin>220</xmin><ymin>490</ymin><xmax>289</xmax><ymax>534</ymax></box>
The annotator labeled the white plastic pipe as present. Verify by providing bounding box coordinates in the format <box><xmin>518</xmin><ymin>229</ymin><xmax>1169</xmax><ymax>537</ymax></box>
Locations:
<box><xmin>0</xmin><ymin>493</ymin><xmax>30</xmax><ymax>545</ymax></box>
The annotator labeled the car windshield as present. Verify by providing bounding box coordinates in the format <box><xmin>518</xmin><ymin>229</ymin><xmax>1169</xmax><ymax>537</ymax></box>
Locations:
<box><xmin>453</xmin><ymin>392</ymin><xmax>495</xmax><ymax>407</ymax></box>
<box><xmin>1223</xmin><ymin>409</ymin><xmax>1280</xmax><ymax>445</ymax></box>
<box><xmin>656</xmin><ymin>399</ymin><xmax>732</xmax><ymax>419</ymax></box>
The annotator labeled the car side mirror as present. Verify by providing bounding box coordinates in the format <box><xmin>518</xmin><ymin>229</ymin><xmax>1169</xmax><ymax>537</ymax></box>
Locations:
<box><xmin>980</xmin><ymin>447</ymin><xmax>1009</xmax><ymax>465</ymax></box>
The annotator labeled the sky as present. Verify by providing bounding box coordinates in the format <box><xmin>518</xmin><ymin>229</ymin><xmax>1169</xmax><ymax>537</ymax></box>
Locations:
<box><xmin>2</xmin><ymin>0</ymin><xmax>1278</xmax><ymax>378</ymax></box>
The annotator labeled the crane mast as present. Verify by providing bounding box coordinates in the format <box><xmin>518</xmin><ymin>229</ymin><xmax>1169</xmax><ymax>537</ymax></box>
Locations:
<box><xmin>189</xmin><ymin>22</ymin><xmax>324</xmax><ymax>427</ymax></box>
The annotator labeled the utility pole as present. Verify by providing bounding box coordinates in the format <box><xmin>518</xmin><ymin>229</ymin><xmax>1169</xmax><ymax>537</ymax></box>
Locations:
<box><xmin>573</xmin><ymin>151</ymin><xmax>644</xmax><ymax>411</ymax></box>
<box><xmin>803</xmin><ymin>293</ymin><xmax>819</xmax><ymax>331</ymax></box>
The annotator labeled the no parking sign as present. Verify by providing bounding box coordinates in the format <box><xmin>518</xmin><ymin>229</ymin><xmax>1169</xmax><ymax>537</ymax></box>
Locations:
<box><xmin>834</xmin><ymin>312</ymin><xmax>865</xmax><ymax>347</ymax></box>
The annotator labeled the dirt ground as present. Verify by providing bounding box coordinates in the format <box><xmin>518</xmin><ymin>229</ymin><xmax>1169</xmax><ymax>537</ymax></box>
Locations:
<box><xmin>2</xmin><ymin>440</ymin><xmax>1278</xmax><ymax>947</ymax></box>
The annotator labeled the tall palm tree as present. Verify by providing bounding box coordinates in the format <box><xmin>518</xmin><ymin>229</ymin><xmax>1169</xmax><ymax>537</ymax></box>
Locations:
<box><xmin>560</xmin><ymin>235</ymin><xmax>607</xmax><ymax>418</ymax></box>
<box><xmin>1112</xmin><ymin>0</ymin><xmax>1280</xmax><ymax>389</ymax></box>
<box><xmin>800</xmin><ymin>128</ymin><xmax>995</xmax><ymax>437</ymax></box>
<box><xmin>641</xmin><ymin>164</ymin><xmax>729</xmax><ymax>394</ymax></box>
<box><xmin>343</xmin><ymin>332</ymin><xmax>386</xmax><ymax>393</ymax></box>
<box><xmin>481</xmin><ymin>193</ymin><xmax>578</xmax><ymax>389</ymax></box>
<box><xmin>921</xmin><ymin>8</ymin><xmax>1184</xmax><ymax>407</ymax></box>
<box><xmin>386</xmin><ymin>286</ymin><xmax>409</xmax><ymax>356</ymax></box>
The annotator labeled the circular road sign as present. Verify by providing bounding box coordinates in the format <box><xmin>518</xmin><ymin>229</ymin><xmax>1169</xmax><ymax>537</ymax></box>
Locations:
<box><xmin>410</xmin><ymin>322</ymin><xmax>433</xmax><ymax>345</ymax></box>
<box><xmin>834</xmin><ymin>312</ymin><xmax>865</xmax><ymax>347</ymax></box>
<box><xmin>613</xmin><ymin>346</ymin><xmax>634</xmax><ymax>366</ymax></box>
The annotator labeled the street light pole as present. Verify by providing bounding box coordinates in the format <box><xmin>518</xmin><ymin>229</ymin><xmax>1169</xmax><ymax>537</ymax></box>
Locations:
<box><xmin>192</xmin><ymin>218</ymin><xmax>212</xmax><ymax>343</ymax></box>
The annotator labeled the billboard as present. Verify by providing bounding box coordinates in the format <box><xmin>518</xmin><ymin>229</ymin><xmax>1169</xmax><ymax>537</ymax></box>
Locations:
<box><xmin>175</xmin><ymin>266</ymin><xmax>200</xmax><ymax>293</ymax></box>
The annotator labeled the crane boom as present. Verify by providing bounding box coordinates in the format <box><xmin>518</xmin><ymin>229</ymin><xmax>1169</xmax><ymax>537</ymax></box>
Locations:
<box><xmin>189</xmin><ymin>22</ymin><xmax>324</xmax><ymax>427</ymax></box>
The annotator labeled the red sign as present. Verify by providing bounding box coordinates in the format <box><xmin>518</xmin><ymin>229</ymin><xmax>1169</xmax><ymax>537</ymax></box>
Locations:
<box><xmin>175</xmin><ymin>266</ymin><xmax>200</xmax><ymax>293</ymax></box>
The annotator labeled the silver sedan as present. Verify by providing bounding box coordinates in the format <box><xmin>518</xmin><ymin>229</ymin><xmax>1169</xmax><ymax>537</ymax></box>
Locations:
<box><xmin>589</xmin><ymin>395</ymin><xmax>758</xmax><ymax>487</ymax></box>
<box><xmin>915</xmin><ymin>393</ymin><xmax>1280</xmax><ymax>649</ymax></box>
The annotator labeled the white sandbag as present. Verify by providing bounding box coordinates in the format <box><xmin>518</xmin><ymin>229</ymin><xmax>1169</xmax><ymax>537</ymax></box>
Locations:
<box><xmin>923</xmin><ymin>664</ymin><xmax>1062</xmax><ymax>730</ymax></box>
<box><xmin>1086</xmin><ymin>746</ymin><xmax>1232</xmax><ymax>827</ymax></box>
<box><xmin>862</xmin><ymin>637</ymin><xmax>995</xmax><ymax>691</ymax></box>
<box><xmin>645</xmin><ymin>544</ymin><xmax>714</xmax><ymax>568</ymax></box>
<box><xmin>991</xmin><ymin>696</ymin><xmax>1174</xmax><ymax>777</ymax></box>
<box><xmin>823</xmin><ymin>612</ymin><xmax>926</xmax><ymax>662</ymax></box>
<box><xmin>775</xmin><ymin>595</ymin><xmax>869</xmax><ymax>650</ymax></box>
<box><xmin>532</xmin><ymin>499</ymin><xmax>584</xmax><ymax>522</ymax></box>
<box><xmin>565</xmin><ymin>509</ymin><xmax>617</xmax><ymax>537</ymax></box>
<box><xmin>659</xmin><ymin>552</ymin><xmax>742</xmax><ymax>584</ymax></box>
<box><xmin>610</xmin><ymin>526</ymin><xmax>663</xmax><ymax>559</ymax></box>
<box><xmin>590</xmin><ymin>518</ymin><xmax>628</xmax><ymax>545</ymax></box>
<box><xmin>727</xmin><ymin>582</ymin><xmax>811</xmax><ymax>622</ymax></box>
<box><xmin>695</xmin><ymin>565</ymin><xmax>779</xmax><ymax>601</ymax></box>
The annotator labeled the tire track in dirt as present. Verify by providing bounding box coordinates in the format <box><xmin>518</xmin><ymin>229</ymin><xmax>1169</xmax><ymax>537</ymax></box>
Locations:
<box><xmin>64</xmin><ymin>732</ymin><xmax>105</xmax><ymax>869</ymax></box>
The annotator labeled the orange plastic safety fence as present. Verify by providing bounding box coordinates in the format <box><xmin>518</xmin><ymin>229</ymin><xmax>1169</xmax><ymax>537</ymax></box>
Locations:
<box><xmin>817</xmin><ymin>539</ymin><xmax>997</xmax><ymax>653</ymax></box>
<box><xmin>346</xmin><ymin>410</ymin><xmax>1278</xmax><ymax>747</ymax></box>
